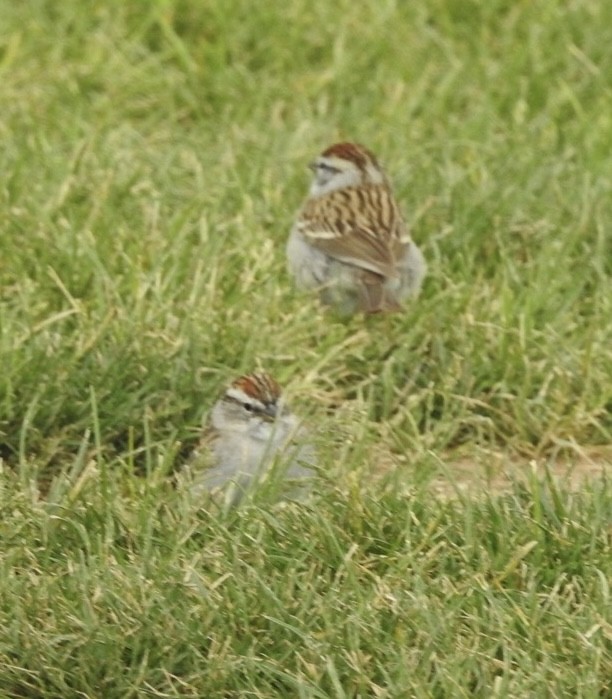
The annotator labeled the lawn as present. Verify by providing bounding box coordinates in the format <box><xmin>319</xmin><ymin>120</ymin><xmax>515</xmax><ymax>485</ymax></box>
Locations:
<box><xmin>0</xmin><ymin>0</ymin><xmax>611</xmax><ymax>696</ymax></box>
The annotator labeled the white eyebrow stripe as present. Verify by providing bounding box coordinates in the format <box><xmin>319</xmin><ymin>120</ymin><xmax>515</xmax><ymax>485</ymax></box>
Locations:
<box><xmin>320</xmin><ymin>156</ymin><xmax>347</xmax><ymax>169</ymax></box>
<box><xmin>226</xmin><ymin>387</ymin><xmax>265</xmax><ymax>408</ymax></box>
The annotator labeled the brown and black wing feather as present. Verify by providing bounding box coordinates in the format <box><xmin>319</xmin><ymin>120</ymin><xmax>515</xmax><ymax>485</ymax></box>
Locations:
<box><xmin>298</xmin><ymin>183</ymin><xmax>409</xmax><ymax>280</ymax></box>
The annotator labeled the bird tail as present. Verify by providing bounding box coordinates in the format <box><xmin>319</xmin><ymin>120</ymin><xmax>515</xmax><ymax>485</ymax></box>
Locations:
<box><xmin>358</xmin><ymin>272</ymin><xmax>402</xmax><ymax>314</ymax></box>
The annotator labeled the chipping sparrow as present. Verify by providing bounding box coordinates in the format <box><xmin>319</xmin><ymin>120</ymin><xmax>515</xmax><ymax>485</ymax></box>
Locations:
<box><xmin>187</xmin><ymin>372</ymin><xmax>314</xmax><ymax>502</ymax></box>
<box><xmin>287</xmin><ymin>142</ymin><xmax>427</xmax><ymax>314</ymax></box>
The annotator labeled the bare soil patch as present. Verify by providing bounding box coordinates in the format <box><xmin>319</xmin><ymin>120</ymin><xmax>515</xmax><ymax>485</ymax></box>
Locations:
<box><xmin>428</xmin><ymin>446</ymin><xmax>611</xmax><ymax>498</ymax></box>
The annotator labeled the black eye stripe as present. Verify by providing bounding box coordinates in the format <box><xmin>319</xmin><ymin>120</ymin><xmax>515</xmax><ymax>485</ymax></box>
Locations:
<box><xmin>226</xmin><ymin>396</ymin><xmax>265</xmax><ymax>413</ymax></box>
<box><xmin>224</xmin><ymin>393</ymin><xmax>277</xmax><ymax>416</ymax></box>
<box><xmin>226</xmin><ymin>396</ymin><xmax>257</xmax><ymax>410</ymax></box>
<box><xmin>319</xmin><ymin>163</ymin><xmax>340</xmax><ymax>173</ymax></box>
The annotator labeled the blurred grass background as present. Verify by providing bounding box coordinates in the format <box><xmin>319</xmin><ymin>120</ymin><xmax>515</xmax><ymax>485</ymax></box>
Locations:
<box><xmin>0</xmin><ymin>1</ymin><xmax>611</xmax><ymax>695</ymax></box>
<box><xmin>2</xmin><ymin>0</ymin><xmax>611</xmax><ymax>475</ymax></box>
<box><xmin>1</xmin><ymin>0</ymin><xmax>611</xmax><ymax>475</ymax></box>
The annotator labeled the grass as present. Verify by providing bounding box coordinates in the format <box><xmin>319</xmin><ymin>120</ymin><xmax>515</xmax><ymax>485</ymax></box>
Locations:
<box><xmin>1</xmin><ymin>472</ymin><xmax>611</xmax><ymax>697</ymax></box>
<box><xmin>0</xmin><ymin>0</ymin><xmax>611</xmax><ymax>695</ymax></box>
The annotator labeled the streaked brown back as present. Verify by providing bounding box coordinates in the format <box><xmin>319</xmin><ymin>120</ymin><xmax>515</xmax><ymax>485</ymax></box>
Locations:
<box><xmin>298</xmin><ymin>183</ymin><xmax>410</xmax><ymax>278</ymax></box>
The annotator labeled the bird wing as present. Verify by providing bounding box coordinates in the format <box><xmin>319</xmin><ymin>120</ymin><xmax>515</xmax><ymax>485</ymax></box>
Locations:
<box><xmin>297</xmin><ymin>185</ymin><xmax>409</xmax><ymax>279</ymax></box>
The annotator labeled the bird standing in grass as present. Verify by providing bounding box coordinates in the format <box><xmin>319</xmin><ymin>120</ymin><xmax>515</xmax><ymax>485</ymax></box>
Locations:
<box><xmin>186</xmin><ymin>372</ymin><xmax>314</xmax><ymax>503</ymax></box>
<box><xmin>287</xmin><ymin>142</ymin><xmax>427</xmax><ymax>315</ymax></box>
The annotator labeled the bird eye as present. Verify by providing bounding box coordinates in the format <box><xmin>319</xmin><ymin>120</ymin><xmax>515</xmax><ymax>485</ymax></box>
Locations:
<box><xmin>243</xmin><ymin>403</ymin><xmax>254</xmax><ymax>412</ymax></box>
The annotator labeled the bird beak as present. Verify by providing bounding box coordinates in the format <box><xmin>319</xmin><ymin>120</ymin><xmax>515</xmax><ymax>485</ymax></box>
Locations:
<box><xmin>307</xmin><ymin>161</ymin><xmax>317</xmax><ymax>173</ymax></box>
<box><xmin>262</xmin><ymin>403</ymin><xmax>278</xmax><ymax>421</ymax></box>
